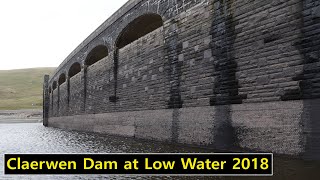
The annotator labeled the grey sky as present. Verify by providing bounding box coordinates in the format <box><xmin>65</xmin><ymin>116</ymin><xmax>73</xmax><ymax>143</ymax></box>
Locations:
<box><xmin>0</xmin><ymin>0</ymin><xmax>128</xmax><ymax>70</ymax></box>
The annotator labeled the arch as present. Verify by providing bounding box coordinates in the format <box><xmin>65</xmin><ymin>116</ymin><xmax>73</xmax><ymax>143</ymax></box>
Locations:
<box><xmin>108</xmin><ymin>13</ymin><xmax>164</xmax><ymax>103</ymax></box>
<box><xmin>68</xmin><ymin>62</ymin><xmax>81</xmax><ymax>78</ymax></box>
<box><xmin>85</xmin><ymin>45</ymin><xmax>109</xmax><ymax>66</ymax></box>
<box><xmin>116</xmin><ymin>13</ymin><xmax>163</xmax><ymax>49</ymax></box>
<box><xmin>52</xmin><ymin>81</ymin><xmax>57</xmax><ymax>90</ymax></box>
<box><xmin>58</xmin><ymin>73</ymin><xmax>66</xmax><ymax>85</ymax></box>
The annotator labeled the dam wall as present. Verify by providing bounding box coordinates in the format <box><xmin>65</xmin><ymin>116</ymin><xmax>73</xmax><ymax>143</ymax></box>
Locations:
<box><xmin>44</xmin><ymin>0</ymin><xmax>320</xmax><ymax>159</ymax></box>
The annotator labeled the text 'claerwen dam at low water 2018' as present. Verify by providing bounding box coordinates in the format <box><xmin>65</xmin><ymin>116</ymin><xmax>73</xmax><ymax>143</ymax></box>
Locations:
<box><xmin>43</xmin><ymin>0</ymin><xmax>320</xmax><ymax>160</ymax></box>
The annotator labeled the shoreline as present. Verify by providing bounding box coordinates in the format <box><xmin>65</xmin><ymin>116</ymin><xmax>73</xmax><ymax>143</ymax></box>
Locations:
<box><xmin>0</xmin><ymin>109</ymin><xmax>42</xmax><ymax>124</ymax></box>
<box><xmin>0</xmin><ymin>119</ymin><xmax>42</xmax><ymax>124</ymax></box>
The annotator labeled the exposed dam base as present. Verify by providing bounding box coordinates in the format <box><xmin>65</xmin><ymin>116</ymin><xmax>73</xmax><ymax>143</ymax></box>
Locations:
<box><xmin>44</xmin><ymin>0</ymin><xmax>320</xmax><ymax>160</ymax></box>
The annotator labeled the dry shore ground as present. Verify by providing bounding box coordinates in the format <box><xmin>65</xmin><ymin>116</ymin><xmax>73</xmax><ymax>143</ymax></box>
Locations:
<box><xmin>0</xmin><ymin>109</ymin><xmax>42</xmax><ymax>123</ymax></box>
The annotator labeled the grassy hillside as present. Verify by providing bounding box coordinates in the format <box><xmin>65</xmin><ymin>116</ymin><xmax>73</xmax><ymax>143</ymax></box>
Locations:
<box><xmin>0</xmin><ymin>67</ymin><xmax>55</xmax><ymax>110</ymax></box>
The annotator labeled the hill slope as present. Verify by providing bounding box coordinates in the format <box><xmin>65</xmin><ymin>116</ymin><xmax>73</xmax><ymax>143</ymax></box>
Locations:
<box><xmin>0</xmin><ymin>68</ymin><xmax>55</xmax><ymax>110</ymax></box>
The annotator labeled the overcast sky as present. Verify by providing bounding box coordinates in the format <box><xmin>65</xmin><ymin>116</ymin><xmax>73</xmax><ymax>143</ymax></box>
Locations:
<box><xmin>0</xmin><ymin>0</ymin><xmax>128</xmax><ymax>70</ymax></box>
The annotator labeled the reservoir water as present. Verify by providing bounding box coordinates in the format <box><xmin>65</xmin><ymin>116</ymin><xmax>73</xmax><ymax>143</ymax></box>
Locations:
<box><xmin>0</xmin><ymin>123</ymin><xmax>319</xmax><ymax>180</ymax></box>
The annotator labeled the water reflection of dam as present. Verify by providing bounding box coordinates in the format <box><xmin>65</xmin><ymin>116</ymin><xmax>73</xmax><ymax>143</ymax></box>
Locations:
<box><xmin>43</xmin><ymin>0</ymin><xmax>320</xmax><ymax>160</ymax></box>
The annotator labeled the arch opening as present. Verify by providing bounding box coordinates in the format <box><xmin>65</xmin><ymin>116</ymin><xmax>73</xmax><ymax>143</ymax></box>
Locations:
<box><xmin>85</xmin><ymin>45</ymin><xmax>108</xmax><ymax>66</ymax></box>
<box><xmin>59</xmin><ymin>74</ymin><xmax>66</xmax><ymax>85</ymax></box>
<box><xmin>116</xmin><ymin>14</ymin><xmax>163</xmax><ymax>49</ymax></box>
<box><xmin>49</xmin><ymin>87</ymin><xmax>52</xmax><ymax>93</ymax></box>
<box><xmin>68</xmin><ymin>63</ymin><xmax>81</xmax><ymax>78</ymax></box>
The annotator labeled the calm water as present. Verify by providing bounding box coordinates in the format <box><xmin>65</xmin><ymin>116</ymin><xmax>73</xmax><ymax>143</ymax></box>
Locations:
<box><xmin>0</xmin><ymin>123</ymin><xmax>319</xmax><ymax>180</ymax></box>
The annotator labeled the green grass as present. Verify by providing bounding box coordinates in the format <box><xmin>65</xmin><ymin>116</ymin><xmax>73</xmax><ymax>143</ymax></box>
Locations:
<box><xmin>0</xmin><ymin>67</ymin><xmax>56</xmax><ymax>110</ymax></box>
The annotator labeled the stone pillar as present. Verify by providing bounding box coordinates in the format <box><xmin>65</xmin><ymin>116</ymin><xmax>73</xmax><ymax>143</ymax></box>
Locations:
<box><xmin>163</xmin><ymin>18</ymin><xmax>183</xmax><ymax>109</ymax></box>
<box><xmin>83</xmin><ymin>65</ymin><xmax>88</xmax><ymax>112</ymax></box>
<box><xmin>43</xmin><ymin>75</ymin><xmax>49</xmax><ymax>127</ymax></box>
<box><xmin>80</xmin><ymin>65</ymin><xmax>86</xmax><ymax>113</ymax></box>
<box><xmin>163</xmin><ymin>18</ymin><xmax>183</xmax><ymax>143</ymax></box>
<box><xmin>67</xmin><ymin>75</ymin><xmax>70</xmax><ymax>115</ymax></box>
<box><xmin>109</xmin><ymin>49</ymin><xmax>118</xmax><ymax>103</ymax></box>
<box><xmin>209</xmin><ymin>0</ymin><xmax>246</xmax><ymax>106</ymax></box>
<box><xmin>208</xmin><ymin>0</ymin><xmax>241</xmax><ymax>150</ymax></box>
<box><xmin>57</xmin><ymin>84</ymin><xmax>60</xmax><ymax>116</ymax></box>
<box><xmin>49</xmin><ymin>88</ymin><xmax>53</xmax><ymax>118</ymax></box>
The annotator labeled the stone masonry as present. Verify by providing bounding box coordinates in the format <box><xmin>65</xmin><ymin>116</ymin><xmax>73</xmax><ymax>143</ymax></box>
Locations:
<box><xmin>44</xmin><ymin>0</ymin><xmax>320</xmax><ymax>160</ymax></box>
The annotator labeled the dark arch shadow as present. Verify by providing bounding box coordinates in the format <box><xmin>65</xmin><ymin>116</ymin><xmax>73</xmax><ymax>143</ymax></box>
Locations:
<box><xmin>116</xmin><ymin>13</ymin><xmax>163</xmax><ymax>49</ymax></box>
<box><xmin>68</xmin><ymin>62</ymin><xmax>81</xmax><ymax>78</ymax></box>
<box><xmin>58</xmin><ymin>73</ymin><xmax>66</xmax><ymax>85</ymax></box>
<box><xmin>85</xmin><ymin>45</ymin><xmax>109</xmax><ymax>66</ymax></box>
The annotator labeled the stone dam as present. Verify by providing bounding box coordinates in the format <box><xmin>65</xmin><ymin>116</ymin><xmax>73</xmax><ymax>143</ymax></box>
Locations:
<box><xmin>43</xmin><ymin>0</ymin><xmax>320</xmax><ymax>160</ymax></box>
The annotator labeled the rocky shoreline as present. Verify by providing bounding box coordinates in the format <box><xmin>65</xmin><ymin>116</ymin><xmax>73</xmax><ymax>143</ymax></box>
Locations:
<box><xmin>0</xmin><ymin>109</ymin><xmax>42</xmax><ymax>123</ymax></box>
